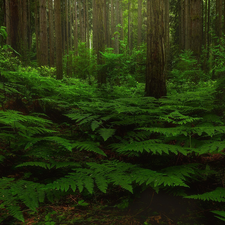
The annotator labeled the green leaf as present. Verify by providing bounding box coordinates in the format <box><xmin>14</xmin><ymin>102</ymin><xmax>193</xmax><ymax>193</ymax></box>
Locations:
<box><xmin>99</xmin><ymin>128</ymin><xmax>116</xmax><ymax>141</ymax></box>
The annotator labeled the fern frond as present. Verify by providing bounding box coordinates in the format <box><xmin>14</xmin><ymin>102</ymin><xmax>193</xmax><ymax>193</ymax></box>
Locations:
<box><xmin>72</xmin><ymin>141</ymin><xmax>106</xmax><ymax>156</ymax></box>
<box><xmin>160</xmin><ymin>110</ymin><xmax>202</xmax><ymax>125</ymax></box>
<box><xmin>184</xmin><ymin>187</ymin><xmax>225</xmax><ymax>202</ymax></box>
<box><xmin>16</xmin><ymin>161</ymin><xmax>53</xmax><ymax>169</ymax></box>
<box><xmin>211</xmin><ymin>211</ymin><xmax>225</xmax><ymax>221</ymax></box>
<box><xmin>110</xmin><ymin>140</ymin><xmax>188</xmax><ymax>155</ymax></box>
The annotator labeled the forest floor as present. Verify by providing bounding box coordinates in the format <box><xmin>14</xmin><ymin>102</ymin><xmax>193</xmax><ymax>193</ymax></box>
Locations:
<box><xmin>6</xmin><ymin>183</ymin><xmax>224</xmax><ymax>225</ymax></box>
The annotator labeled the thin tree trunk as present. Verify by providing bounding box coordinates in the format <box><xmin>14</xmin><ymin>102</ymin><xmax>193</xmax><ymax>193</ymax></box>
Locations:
<box><xmin>111</xmin><ymin>0</ymin><xmax>114</xmax><ymax>48</ymax></box>
<box><xmin>55</xmin><ymin>0</ymin><xmax>63</xmax><ymax>79</ymax></box>
<box><xmin>120</xmin><ymin>5</ymin><xmax>124</xmax><ymax>41</ymax></box>
<box><xmin>138</xmin><ymin>0</ymin><xmax>142</xmax><ymax>49</ymax></box>
<box><xmin>86</xmin><ymin>0</ymin><xmax>89</xmax><ymax>48</ymax></box>
<box><xmin>49</xmin><ymin>0</ymin><xmax>54</xmax><ymax>67</ymax></box>
<box><xmin>35</xmin><ymin>0</ymin><xmax>39</xmax><ymax>64</ymax></box>
<box><xmin>40</xmin><ymin>0</ymin><xmax>48</xmax><ymax>66</ymax></box>
<box><xmin>95</xmin><ymin>0</ymin><xmax>106</xmax><ymax>84</ymax></box>
<box><xmin>22</xmin><ymin>0</ymin><xmax>28</xmax><ymax>62</ymax></box>
<box><xmin>114</xmin><ymin>0</ymin><xmax>119</xmax><ymax>54</ymax></box>
<box><xmin>5</xmin><ymin>0</ymin><xmax>10</xmax><ymax>45</ymax></box>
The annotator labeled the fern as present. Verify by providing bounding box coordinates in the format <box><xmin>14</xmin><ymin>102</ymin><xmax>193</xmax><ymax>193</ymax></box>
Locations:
<box><xmin>211</xmin><ymin>211</ymin><xmax>225</xmax><ymax>221</ymax></box>
<box><xmin>184</xmin><ymin>187</ymin><xmax>225</xmax><ymax>202</ymax></box>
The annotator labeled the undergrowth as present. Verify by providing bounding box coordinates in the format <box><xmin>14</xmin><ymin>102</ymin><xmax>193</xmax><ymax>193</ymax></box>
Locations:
<box><xmin>0</xmin><ymin>39</ymin><xmax>225</xmax><ymax>223</ymax></box>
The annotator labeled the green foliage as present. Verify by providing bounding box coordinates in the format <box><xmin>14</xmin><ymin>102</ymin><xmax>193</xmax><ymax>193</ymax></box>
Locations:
<box><xmin>170</xmin><ymin>50</ymin><xmax>205</xmax><ymax>86</ymax></box>
<box><xmin>63</xmin><ymin>42</ymin><xmax>97</xmax><ymax>81</ymax></box>
<box><xmin>1</xmin><ymin>48</ymin><xmax>225</xmax><ymax>224</ymax></box>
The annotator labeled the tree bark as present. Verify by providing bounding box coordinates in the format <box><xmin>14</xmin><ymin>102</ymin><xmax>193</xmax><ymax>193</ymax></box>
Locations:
<box><xmin>138</xmin><ymin>0</ymin><xmax>142</xmax><ymax>49</ymax></box>
<box><xmin>114</xmin><ymin>0</ymin><xmax>119</xmax><ymax>54</ymax></box>
<box><xmin>55</xmin><ymin>0</ymin><xmax>63</xmax><ymax>79</ymax></box>
<box><xmin>111</xmin><ymin>0</ymin><xmax>114</xmax><ymax>48</ymax></box>
<box><xmin>48</xmin><ymin>0</ymin><xmax>54</xmax><ymax>67</ymax></box>
<box><xmin>145</xmin><ymin>0</ymin><xmax>166</xmax><ymax>98</ymax></box>
<box><xmin>190</xmin><ymin>0</ymin><xmax>202</xmax><ymax>59</ymax></box>
<box><xmin>39</xmin><ymin>0</ymin><xmax>48</xmax><ymax>66</ymax></box>
<box><xmin>95</xmin><ymin>0</ymin><xmax>106</xmax><ymax>84</ymax></box>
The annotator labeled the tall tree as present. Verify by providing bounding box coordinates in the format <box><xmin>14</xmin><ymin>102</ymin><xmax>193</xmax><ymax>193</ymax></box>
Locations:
<box><xmin>184</xmin><ymin>0</ymin><xmax>190</xmax><ymax>50</ymax></box>
<box><xmin>55</xmin><ymin>0</ymin><xmax>63</xmax><ymax>80</ymax></box>
<box><xmin>145</xmin><ymin>0</ymin><xmax>166</xmax><ymax>98</ymax></box>
<box><xmin>111</xmin><ymin>0</ymin><xmax>114</xmax><ymax>48</ymax></box>
<box><xmin>22</xmin><ymin>0</ymin><xmax>28</xmax><ymax>62</ymax></box>
<box><xmin>39</xmin><ymin>0</ymin><xmax>48</xmax><ymax>66</ymax></box>
<box><xmin>94</xmin><ymin>0</ymin><xmax>106</xmax><ymax>84</ymax></box>
<box><xmin>114</xmin><ymin>0</ymin><xmax>119</xmax><ymax>54</ymax></box>
<box><xmin>137</xmin><ymin>0</ymin><xmax>142</xmax><ymax>49</ymax></box>
<box><xmin>35</xmin><ymin>0</ymin><xmax>39</xmax><ymax>64</ymax></box>
<box><xmin>5</xmin><ymin>0</ymin><xmax>10</xmax><ymax>45</ymax></box>
<box><xmin>48</xmin><ymin>0</ymin><xmax>54</xmax><ymax>67</ymax></box>
<box><xmin>74</xmin><ymin>0</ymin><xmax>78</xmax><ymax>53</ymax></box>
<box><xmin>128</xmin><ymin>0</ymin><xmax>132</xmax><ymax>54</ymax></box>
<box><xmin>190</xmin><ymin>0</ymin><xmax>202</xmax><ymax>59</ymax></box>
<box><xmin>86</xmin><ymin>0</ymin><xmax>89</xmax><ymax>48</ymax></box>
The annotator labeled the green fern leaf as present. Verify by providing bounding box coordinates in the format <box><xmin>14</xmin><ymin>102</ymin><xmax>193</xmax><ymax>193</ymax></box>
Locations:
<box><xmin>72</xmin><ymin>141</ymin><xmax>106</xmax><ymax>156</ymax></box>
<box><xmin>91</xmin><ymin>120</ymin><xmax>102</xmax><ymax>131</ymax></box>
<box><xmin>16</xmin><ymin>162</ymin><xmax>52</xmax><ymax>169</ymax></box>
<box><xmin>84</xmin><ymin>176</ymin><xmax>94</xmax><ymax>194</ymax></box>
<box><xmin>184</xmin><ymin>187</ymin><xmax>225</xmax><ymax>202</ymax></box>
<box><xmin>99</xmin><ymin>128</ymin><xmax>116</xmax><ymax>141</ymax></box>
<box><xmin>211</xmin><ymin>211</ymin><xmax>225</xmax><ymax>221</ymax></box>
<box><xmin>7</xmin><ymin>204</ymin><xmax>24</xmax><ymax>222</ymax></box>
<box><xmin>95</xmin><ymin>175</ymin><xmax>108</xmax><ymax>193</ymax></box>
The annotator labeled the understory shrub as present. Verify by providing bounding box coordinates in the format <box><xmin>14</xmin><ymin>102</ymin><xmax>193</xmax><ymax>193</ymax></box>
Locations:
<box><xmin>0</xmin><ymin>34</ymin><xmax>225</xmax><ymax>223</ymax></box>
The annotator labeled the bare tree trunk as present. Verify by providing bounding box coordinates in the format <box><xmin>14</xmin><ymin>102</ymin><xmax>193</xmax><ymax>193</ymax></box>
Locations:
<box><xmin>114</xmin><ymin>0</ymin><xmax>119</xmax><ymax>54</ymax></box>
<box><xmin>128</xmin><ymin>0</ymin><xmax>132</xmax><ymax>54</ymax></box>
<box><xmin>39</xmin><ymin>0</ymin><xmax>48</xmax><ymax>66</ymax></box>
<box><xmin>138</xmin><ymin>0</ymin><xmax>142</xmax><ymax>49</ymax></box>
<box><xmin>22</xmin><ymin>0</ymin><xmax>28</xmax><ymax>62</ymax></box>
<box><xmin>180</xmin><ymin>0</ymin><xmax>184</xmax><ymax>51</ymax></box>
<box><xmin>48</xmin><ymin>0</ymin><xmax>54</xmax><ymax>67</ymax></box>
<box><xmin>184</xmin><ymin>0</ymin><xmax>190</xmax><ymax>50</ymax></box>
<box><xmin>35</xmin><ymin>0</ymin><xmax>39</xmax><ymax>64</ymax></box>
<box><xmin>95</xmin><ymin>0</ymin><xmax>106</xmax><ymax>84</ymax></box>
<box><xmin>120</xmin><ymin>4</ymin><xmax>124</xmax><ymax>41</ymax></box>
<box><xmin>111</xmin><ymin>0</ymin><xmax>114</xmax><ymax>48</ymax></box>
<box><xmin>55</xmin><ymin>0</ymin><xmax>63</xmax><ymax>79</ymax></box>
<box><xmin>74</xmin><ymin>1</ymin><xmax>78</xmax><ymax>53</ymax></box>
<box><xmin>190</xmin><ymin>0</ymin><xmax>202</xmax><ymax>59</ymax></box>
<box><xmin>86</xmin><ymin>0</ymin><xmax>89</xmax><ymax>48</ymax></box>
<box><xmin>5</xmin><ymin>0</ymin><xmax>10</xmax><ymax>45</ymax></box>
<box><xmin>145</xmin><ymin>0</ymin><xmax>166</xmax><ymax>98</ymax></box>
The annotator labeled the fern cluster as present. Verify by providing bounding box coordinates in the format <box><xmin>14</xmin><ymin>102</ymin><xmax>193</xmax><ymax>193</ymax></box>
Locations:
<box><xmin>0</xmin><ymin>56</ymin><xmax>225</xmax><ymax>223</ymax></box>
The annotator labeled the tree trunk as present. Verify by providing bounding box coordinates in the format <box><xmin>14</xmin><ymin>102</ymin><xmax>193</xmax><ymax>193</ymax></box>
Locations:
<box><xmin>22</xmin><ymin>0</ymin><xmax>28</xmax><ymax>62</ymax></box>
<box><xmin>74</xmin><ymin>1</ymin><xmax>78</xmax><ymax>53</ymax></box>
<box><xmin>5</xmin><ymin>0</ymin><xmax>10</xmax><ymax>45</ymax></box>
<box><xmin>138</xmin><ymin>0</ymin><xmax>142</xmax><ymax>49</ymax></box>
<box><xmin>190</xmin><ymin>0</ymin><xmax>202</xmax><ymax>59</ymax></box>
<box><xmin>120</xmin><ymin>5</ymin><xmax>124</xmax><ymax>41</ymax></box>
<box><xmin>114</xmin><ymin>0</ymin><xmax>119</xmax><ymax>54</ymax></box>
<box><xmin>35</xmin><ymin>0</ymin><xmax>39</xmax><ymax>64</ymax></box>
<box><xmin>145</xmin><ymin>0</ymin><xmax>166</xmax><ymax>98</ymax></box>
<box><xmin>55</xmin><ymin>0</ymin><xmax>63</xmax><ymax>80</ymax></box>
<box><xmin>86</xmin><ymin>0</ymin><xmax>89</xmax><ymax>48</ymax></box>
<box><xmin>48</xmin><ymin>0</ymin><xmax>54</xmax><ymax>67</ymax></box>
<box><xmin>95</xmin><ymin>0</ymin><xmax>106</xmax><ymax>84</ymax></box>
<box><xmin>128</xmin><ymin>1</ymin><xmax>132</xmax><ymax>54</ymax></box>
<box><xmin>184</xmin><ymin>0</ymin><xmax>190</xmax><ymax>50</ymax></box>
<box><xmin>111</xmin><ymin>0</ymin><xmax>114</xmax><ymax>48</ymax></box>
<box><xmin>39</xmin><ymin>0</ymin><xmax>48</xmax><ymax>66</ymax></box>
<box><xmin>180</xmin><ymin>0</ymin><xmax>184</xmax><ymax>51</ymax></box>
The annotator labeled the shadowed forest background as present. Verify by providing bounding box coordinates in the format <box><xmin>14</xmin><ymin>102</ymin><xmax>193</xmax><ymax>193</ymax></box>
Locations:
<box><xmin>1</xmin><ymin>0</ymin><xmax>225</xmax><ymax>224</ymax></box>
